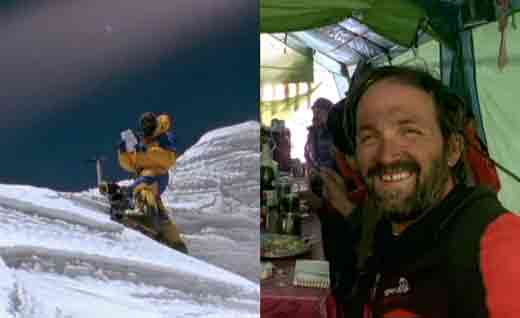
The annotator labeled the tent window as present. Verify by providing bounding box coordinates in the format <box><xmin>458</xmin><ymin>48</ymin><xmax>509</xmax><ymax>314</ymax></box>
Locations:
<box><xmin>262</xmin><ymin>84</ymin><xmax>274</xmax><ymax>101</ymax></box>
<box><xmin>260</xmin><ymin>82</ymin><xmax>313</xmax><ymax>108</ymax></box>
<box><xmin>274</xmin><ymin>84</ymin><xmax>285</xmax><ymax>100</ymax></box>
<box><xmin>288</xmin><ymin>83</ymin><xmax>297</xmax><ymax>98</ymax></box>
<box><xmin>299</xmin><ymin>82</ymin><xmax>309</xmax><ymax>95</ymax></box>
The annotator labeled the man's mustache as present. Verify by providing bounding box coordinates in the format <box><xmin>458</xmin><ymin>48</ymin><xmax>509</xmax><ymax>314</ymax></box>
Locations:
<box><xmin>366</xmin><ymin>160</ymin><xmax>420</xmax><ymax>179</ymax></box>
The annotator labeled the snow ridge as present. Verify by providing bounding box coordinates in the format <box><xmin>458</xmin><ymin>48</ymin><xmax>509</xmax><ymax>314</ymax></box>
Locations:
<box><xmin>165</xmin><ymin>121</ymin><xmax>260</xmax><ymax>282</ymax></box>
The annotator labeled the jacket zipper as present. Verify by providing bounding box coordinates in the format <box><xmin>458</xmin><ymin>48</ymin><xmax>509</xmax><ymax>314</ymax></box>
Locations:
<box><xmin>365</xmin><ymin>272</ymin><xmax>381</xmax><ymax>318</ymax></box>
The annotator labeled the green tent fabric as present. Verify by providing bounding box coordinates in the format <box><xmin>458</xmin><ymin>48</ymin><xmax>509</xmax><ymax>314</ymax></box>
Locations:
<box><xmin>261</xmin><ymin>1</ymin><xmax>520</xmax><ymax>52</ymax></box>
<box><xmin>261</xmin><ymin>34</ymin><xmax>314</xmax><ymax>83</ymax></box>
<box><xmin>261</xmin><ymin>0</ymin><xmax>372</xmax><ymax>33</ymax></box>
<box><xmin>261</xmin><ymin>0</ymin><xmax>427</xmax><ymax>47</ymax></box>
<box><xmin>473</xmin><ymin>21</ymin><xmax>520</xmax><ymax>212</ymax></box>
<box><xmin>388</xmin><ymin>40</ymin><xmax>440</xmax><ymax>73</ymax></box>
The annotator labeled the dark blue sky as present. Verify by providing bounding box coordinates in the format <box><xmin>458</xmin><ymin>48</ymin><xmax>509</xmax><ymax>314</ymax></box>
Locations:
<box><xmin>0</xmin><ymin>1</ymin><xmax>259</xmax><ymax>192</ymax></box>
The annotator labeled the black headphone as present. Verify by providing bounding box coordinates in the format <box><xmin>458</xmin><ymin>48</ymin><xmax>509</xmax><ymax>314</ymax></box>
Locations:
<box><xmin>139</xmin><ymin>112</ymin><xmax>158</xmax><ymax>137</ymax></box>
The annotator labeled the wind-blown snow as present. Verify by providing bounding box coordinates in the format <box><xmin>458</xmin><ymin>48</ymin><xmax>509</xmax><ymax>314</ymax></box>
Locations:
<box><xmin>166</xmin><ymin>121</ymin><xmax>260</xmax><ymax>282</ymax></box>
<box><xmin>0</xmin><ymin>121</ymin><xmax>260</xmax><ymax>317</ymax></box>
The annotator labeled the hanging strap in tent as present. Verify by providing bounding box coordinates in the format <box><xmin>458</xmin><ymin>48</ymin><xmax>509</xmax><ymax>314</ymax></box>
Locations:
<box><xmin>498</xmin><ymin>0</ymin><xmax>511</xmax><ymax>70</ymax></box>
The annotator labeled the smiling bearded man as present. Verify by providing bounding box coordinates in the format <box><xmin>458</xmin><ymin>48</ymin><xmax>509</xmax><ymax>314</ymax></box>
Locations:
<box><xmin>339</xmin><ymin>65</ymin><xmax>520</xmax><ymax>318</ymax></box>
<box><xmin>355</xmin><ymin>72</ymin><xmax>462</xmax><ymax>232</ymax></box>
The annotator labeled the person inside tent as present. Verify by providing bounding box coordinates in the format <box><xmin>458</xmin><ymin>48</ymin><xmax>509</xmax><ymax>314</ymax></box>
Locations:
<box><xmin>340</xmin><ymin>65</ymin><xmax>520</xmax><ymax>318</ymax></box>
<box><xmin>303</xmin><ymin>97</ymin><xmax>338</xmax><ymax>212</ymax></box>
<box><xmin>304</xmin><ymin>97</ymin><xmax>336</xmax><ymax>175</ymax></box>
<box><xmin>101</xmin><ymin>112</ymin><xmax>188</xmax><ymax>254</ymax></box>
<box><xmin>268</xmin><ymin>119</ymin><xmax>292</xmax><ymax>173</ymax></box>
<box><xmin>302</xmin><ymin>97</ymin><xmax>361</xmax><ymax>297</ymax></box>
<box><xmin>304</xmin><ymin>97</ymin><xmax>337</xmax><ymax>205</ymax></box>
<box><xmin>325</xmin><ymin>98</ymin><xmax>367</xmax><ymax>208</ymax></box>
<box><xmin>307</xmin><ymin>98</ymin><xmax>367</xmax><ymax>302</ymax></box>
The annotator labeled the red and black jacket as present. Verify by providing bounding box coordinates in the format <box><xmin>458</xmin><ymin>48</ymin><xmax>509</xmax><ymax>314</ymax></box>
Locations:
<box><xmin>359</xmin><ymin>185</ymin><xmax>520</xmax><ymax>318</ymax></box>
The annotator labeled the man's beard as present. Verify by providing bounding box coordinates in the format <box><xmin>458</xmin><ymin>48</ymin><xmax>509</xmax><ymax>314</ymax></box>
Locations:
<box><xmin>363</xmin><ymin>148</ymin><xmax>451</xmax><ymax>224</ymax></box>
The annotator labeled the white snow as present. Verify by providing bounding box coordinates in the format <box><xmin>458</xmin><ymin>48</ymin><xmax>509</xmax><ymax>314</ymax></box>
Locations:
<box><xmin>0</xmin><ymin>121</ymin><xmax>260</xmax><ymax>318</ymax></box>
<box><xmin>166</xmin><ymin>121</ymin><xmax>260</xmax><ymax>281</ymax></box>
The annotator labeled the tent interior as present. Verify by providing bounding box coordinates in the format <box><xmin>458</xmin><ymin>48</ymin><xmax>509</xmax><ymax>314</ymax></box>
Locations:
<box><xmin>260</xmin><ymin>0</ymin><xmax>520</xmax><ymax>211</ymax></box>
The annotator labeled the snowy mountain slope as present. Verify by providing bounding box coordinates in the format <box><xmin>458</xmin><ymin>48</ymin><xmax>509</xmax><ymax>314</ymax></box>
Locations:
<box><xmin>165</xmin><ymin>121</ymin><xmax>260</xmax><ymax>282</ymax></box>
<box><xmin>0</xmin><ymin>184</ymin><xmax>259</xmax><ymax>318</ymax></box>
<box><xmin>0</xmin><ymin>121</ymin><xmax>261</xmax><ymax>317</ymax></box>
<box><xmin>0</xmin><ymin>185</ymin><xmax>121</xmax><ymax>232</ymax></box>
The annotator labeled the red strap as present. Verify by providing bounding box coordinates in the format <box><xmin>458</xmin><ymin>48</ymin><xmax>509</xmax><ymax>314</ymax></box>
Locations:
<box><xmin>465</xmin><ymin>124</ymin><xmax>501</xmax><ymax>192</ymax></box>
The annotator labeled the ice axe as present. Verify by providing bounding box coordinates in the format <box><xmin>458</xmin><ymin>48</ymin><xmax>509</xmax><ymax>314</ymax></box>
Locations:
<box><xmin>86</xmin><ymin>154</ymin><xmax>107</xmax><ymax>187</ymax></box>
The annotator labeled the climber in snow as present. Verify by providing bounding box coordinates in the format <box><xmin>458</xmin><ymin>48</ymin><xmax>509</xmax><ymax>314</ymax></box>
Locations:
<box><xmin>101</xmin><ymin>112</ymin><xmax>188</xmax><ymax>254</ymax></box>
